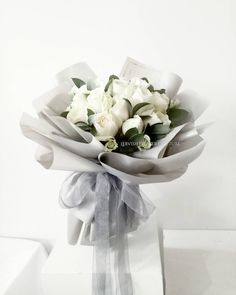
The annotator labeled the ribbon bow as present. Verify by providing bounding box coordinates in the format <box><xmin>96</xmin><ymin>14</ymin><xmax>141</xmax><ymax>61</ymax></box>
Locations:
<box><xmin>60</xmin><ymin>172</ymin><xmax>155</xmax><ymax>295</ymax></box>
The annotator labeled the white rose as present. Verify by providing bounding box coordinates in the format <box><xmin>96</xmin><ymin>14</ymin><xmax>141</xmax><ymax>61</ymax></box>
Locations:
<box><xmin>144</xmin><ymin>113</ymin><xmax>162</xmax><ymax>126</ymax></box>
<box><xmin>69</xmin><ymin>84</ymin><xmax>90</xmax><ymax>96</ymax></box>
<box><xmin>144</xmin><ymin>112</ymin><xmax>171</xmax><ymax>127</ymax></box>
<box><xmin>138</xmin><ymin>135</ymin><xmax>152</xmax><ymax>150</ymax></box>
<box><xmin>111</xmin><ymin>100</ymin><xmax>129</xmax><ymax>122</ymax></box>
<box><xmin>156</xmin><ymin>111</ymin><xmax>171</xmax><ymax>126</ymax></box>
<box><xmin>104</xmin><ymin>137</ymin><xmax>118</xmax><ymax>152</ymax></box>
<box><xmin>112</xmin><ymin>77</ymin><xmax>152</xmax><ymax>107</ymax></box>
<box><xmin>128</xmin><ymin>87</ymin><xmax>146</xmax><ymax>106</ymax></box>
<box><xmin>67</xmin><ymin>92</ymin><xmax>89</xmax><ymax>123</ymax></box>
<box><xmin>112</xmin><ymin>78</ymin><xmax>129</xmax><ymax>97</ymax></box>
<box><xmin>145</xmin><ymin>92</ymin><xmax>169</xmax><ymax>113</ymax></box>
<box><xmin>102</xmin><ymin>93</ymin><xmax>113</xmax><ymax>112</ymax></box>
<box><xmin>87</xmin><ymin>87</ymin><xmax>113</xmax><ymax>113</ymax></box>
<box><xmin>130</xmin><ymin>77</ymin><xmax>149</xmax><ymax>89</ymax></box>
<box><xmin>135</xmin><ymin>103</ymin><xmax>154</xmax><ymax>116</ymax></box>
<box><xmin>67</xmin><ymin>106</ymin><xmax>88</xmax><ymax>124</ymax></box>
<box><xmin>87</xmin><ymin>87</ymin><xmax>105</xmax><ymax>113</ymax></box>
<box><xmin>122</xmin><ymin>115</ymin><xmax>143</xmax><ymax>135</ymax></box>
<box><xmin>89</xmin><ymin>112</ymin><xmax>121</xmax><ymax>141</ymax></box>
<box><xmin>125</xmin><ymin>78</ymin><xmax>152</xmax><ymax>107</ymax></box>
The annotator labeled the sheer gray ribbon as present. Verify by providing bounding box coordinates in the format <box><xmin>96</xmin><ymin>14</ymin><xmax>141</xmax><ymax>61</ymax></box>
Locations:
<box><xmin>60</xmin><ymin>172</ymin><xmax>155</xmax><ymax>295</ymax></box>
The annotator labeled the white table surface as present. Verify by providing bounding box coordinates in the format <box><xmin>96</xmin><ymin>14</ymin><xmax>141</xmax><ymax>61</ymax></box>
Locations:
<box><xmin>164</xmin><ymin>230</ymin><xmax>236</xmax><ymax>295</ymax></box>
<box><xmin>0</xmin><ymin>237</ymin><xmax>48</xmax><ymax>295</ymax></box>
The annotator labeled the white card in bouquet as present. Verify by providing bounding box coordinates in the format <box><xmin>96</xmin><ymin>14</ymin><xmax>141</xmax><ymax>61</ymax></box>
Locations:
<box><xmin>41</xmin><ymin>211</ymin><xmax>164</xmax><ymax>295</ymax></box>
<box><xmin>120</xmin><ymin>57</ymin><xmax>161</xmax><ymax>86</ymax></box>
<box><xmin>120</xmin><ymin>57</ymin><xmax>183</xmax><ymax>98</ymax></box>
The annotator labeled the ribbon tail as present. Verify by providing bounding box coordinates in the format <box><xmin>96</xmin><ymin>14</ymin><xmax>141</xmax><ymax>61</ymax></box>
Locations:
<box><xmin>116</xmin><ymin>234</ymin><xmax>133</xmax><ymax>295</ymax></box>
<box><xmin>115</xmin><ymin>186</ymin><xmax>133</xmax><ymax>295</ymax></box>
<box><xmin>115</xmin><ymin>231</ymin><xmax>133</xmax><ymax>295</ymax></box>
<box><xmin>92</xmin><ymin>174</ymin><xmax>113</xmax><ymax>295</ymax></box>
<box><xmin>93</xmin><ymin>240</ymin><xmax>112</xmax><ymax>295</ymax></box>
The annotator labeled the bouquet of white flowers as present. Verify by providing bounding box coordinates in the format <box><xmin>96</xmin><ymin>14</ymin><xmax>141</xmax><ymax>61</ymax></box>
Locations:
<box><xmin>20</xmin><ymin>58</ymin><xmax>209</xmax><ymax>295</ymax></box>
<box><xmin>63</xmin><ymin>75</ymin><xmax>189</xmax><ymax>155</ymax></box>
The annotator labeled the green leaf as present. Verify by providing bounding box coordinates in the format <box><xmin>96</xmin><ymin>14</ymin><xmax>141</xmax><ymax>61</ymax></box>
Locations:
<box><xmin>75</xmin><ymin>121</ymin><xmax>90</xmax><ymax>130</ymax></box>
<box><xmin>154</xmin><ymin>89</ymin><xmax>166</xmax><ymax>94</ymax></box>
<box><xmin>149</xmin><ymin>123</ymin><xmax>170</xmax><ymax>135</ymax></box>
<box><xmin>167</xmin><ymin>108</ymin><xmax>190</xmax><ymax>127</ymax></box>
<box><xmin>132</xmin><ymin>102</ymin><xmax>151</xmax><ymax>116</ymax></box>
<box><xmin>87</xmin><ymin>109</ymin><xmax>95</xmax><ymax>117</ymax></box>
<box><xmin>145</xmin><ymin>123</ymin><xmax>170</xmax><ymax>142</ymax></box>
<box><xmin>148</xmin><ymin>84</ymin><xmax>154</xmax><ymax>92</ymax></box>
<box><xmin>117</xmin><ymin>144</ymin><xmax>139</xmax><ymax>155</ymax></box>
<box><xmin>141</xmin><ymin>115</ymin><xmax>152</xmax><ymax>120</ymax></box>
<box><xmin>60</xmin><ymin>111</ymin><xmax>69</xmax><ymax>118</ymax></box>
<box><xmin>89</xmin><ymin>125</ymin><xmax>97</xmax><ymax>136</ymax></box>
<box><xmin>128</xmin><ymin>133</ymin><xmax>144</xmax><ymax>143</ymax></box>
<box><xmin>75</xmin><ymin>121</ymin><xmax>96</xmax><ymax>135</ymax></box>
<box><xmin>109</xmin><ymin>74</ymin><xmax>119</xmax><ymax>80</ymax></box>
<box><xmin>141</xmin><ymin>77</ymin><xmax>149</xmax><ymax>83</ymax></box>
<box><xmin>135</xmin><ymin>104</ymin><xmax>154</xmax><ymax>116</ymax></box>
<box><xmin>123</xmin><ymin>98</ymin><xmax>132</xmax><ymax>117</ymax></box>
<box><xmin>104</xmin><ymin>74</ymin><xmax>119</xmax><ymax>92</ymax></box>
<box><xmin>72</xmin><ymin>78</ymin><xmax>86</xmax><ymax>88</ymax></box>
<box><xmin>124</xmin><ymin>127</ymin><xmax>139</xmax><ymax>140</ymax></box>
<box><xmin>151</xmin><ymin>134</ymin><xmax>167</xmax><ymax>142</ymax></box>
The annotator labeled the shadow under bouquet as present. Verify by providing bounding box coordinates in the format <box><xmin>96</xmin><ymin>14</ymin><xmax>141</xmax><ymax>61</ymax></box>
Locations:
<box><xmin>20</xmin><ymin>58</ymin><xmax>209</xmax><ymax>295</ymax></box>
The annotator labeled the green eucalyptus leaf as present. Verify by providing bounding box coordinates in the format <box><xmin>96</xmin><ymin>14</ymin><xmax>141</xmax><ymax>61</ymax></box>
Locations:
<box><xmin>75</xmin><ymin>121</ymin><xmax>97</xmax><ymax>136</ymax></box>
<box><xmin>89</xmin><ymin>125</ymin><xmax>97</xmax><ymax>136</ymax></box>
<box><xmin>60</xmin><ymin>111</ymin><xmax>69</xmax><ymax>118</ymax></box>
<box><xmin>141</xmin><ymin>77</ymin><xmax>149</xmax><ymax>83</ymax></box>
<box><xmin>118</xmin><ymin>144</ymin><xmax>139</xmax><ymax>155</ymax></box>
<box><xmin>144</xmin><ymin>123</ymin><xmax>152</xmax><ymax>134</ymax></box>
<box><xmin>151</xmin><ymin>134</ymin><xmax>167</xmax><ymax>142</ymax></box>
<box><xmin>76</xmin><ymin>125</ymin><xmax>91</xmax><ymax>132</ymax></box>
<box><xmin>87</xmin><ymin>109</ymin><xmax>95</xmax><ymax>117</ymax></box>
<box><xmin>109</xmin><ymin>74</ymin><xmax>119</xmax><ymax>80</ymax></box>
<box><xmin>75</xmin><ymin>121</ymin><xmax>88</xmax><ymax>125</ymax></box>
<box><xmin>149</xmin><ymin>123</ymin><xmax>170</xmax><ymax>135</ymax></box>
<box><xmin>154</xmin><ymin>89</ymin><xmax>166</xmax><ymax>94</ymax></box>
<box><xmin>132</xmin><ymin>102</ymin><xmax>151</xmax><ymax>116</ymax></box>
<box><xmin>129</xmin><ymin>133</ymin><xmax>144</xmax><ymax>143</ymax></box>
<box><xmin>148</xmin><ymin>84</ymin><xmax>154</xmax><ymax>92</ymax></box>
<box><xmin>135</xmin><ymin>104</ymin><xmax>154</xmax><ymax>116</ymax></box>
<box><xmin>124</xmin><ymin>127</ymin><xmax>139</xmax><ymax>140</ymax></box>
<box><xmin>141</xmin><ymin>115</ymin><xmax>152</xmax><ymax>120</ymax></box>
<box><xmin>104</xmin><ymin>74</ymin><xmax>119</xmax><ymax>92</ymax></box>
<box><xmin>168</xmin><ymin>108</ymin><xmax>190</xmax><ymax>127</ymax></box>
<box><xmin>72</xmin><ymin>78</ymin><xmax>86</xmax><ymax>88</ymax></box>
<box><xmin>76</xmin><ymin>121</ymin><xmax>90</xmax><ymax>129</ymax></box>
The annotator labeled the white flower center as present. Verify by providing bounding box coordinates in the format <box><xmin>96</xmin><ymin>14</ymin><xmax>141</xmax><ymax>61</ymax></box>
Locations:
<box><xmin>98</xmin><ymin>115</ymin><xmax>107</xmax><ymax>127</ymax></box>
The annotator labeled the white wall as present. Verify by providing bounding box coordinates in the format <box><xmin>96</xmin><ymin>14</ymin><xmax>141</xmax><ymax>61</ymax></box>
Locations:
<box><xmin>0</xmin><ymin>0</ymin><xmax>235</xmax><ymax>247</ymax></box>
